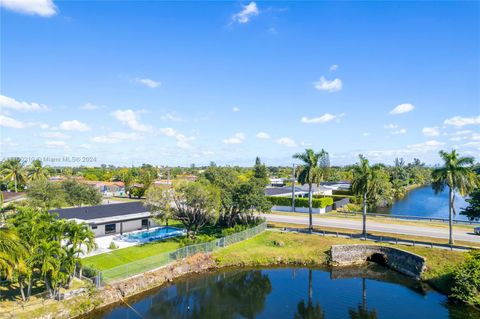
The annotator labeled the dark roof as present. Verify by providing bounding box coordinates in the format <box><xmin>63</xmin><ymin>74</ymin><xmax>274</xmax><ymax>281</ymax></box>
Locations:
<box><xmin>50</xmin><ymin>201</ymin><xmax>149</xmax><ymax>220</ymax></box>
<box><xmin>265</xmin><ymin>187</ymin><xmax>305</xmax><ymax>196</ymax></box>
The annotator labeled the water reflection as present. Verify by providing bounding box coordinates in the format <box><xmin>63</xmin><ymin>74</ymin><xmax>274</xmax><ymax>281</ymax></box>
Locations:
<box><xmin>92</xmin><ymin>265</ymin><xmax>479</xmax><ymax>319</ymax></box>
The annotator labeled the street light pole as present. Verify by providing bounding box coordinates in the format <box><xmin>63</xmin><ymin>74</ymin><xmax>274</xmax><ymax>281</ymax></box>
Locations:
<box><xmin>291</xmin><ymin>164</ymin><xmax>296</xmax><ymax>212</ymax></box>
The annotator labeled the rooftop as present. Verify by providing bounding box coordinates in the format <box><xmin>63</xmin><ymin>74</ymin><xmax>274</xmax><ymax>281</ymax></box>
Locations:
<box><xmin>50</xmin><ymin>201</ymin><xmax>149</xmax><ymax>222</ymax></box>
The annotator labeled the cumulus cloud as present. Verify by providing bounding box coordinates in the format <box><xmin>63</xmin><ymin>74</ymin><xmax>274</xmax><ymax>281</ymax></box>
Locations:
<box><xmin>0</xmin><ymin>94</ymin><xmax>49</xmax><ymax>111</ymax></box>
<box><xmin>91</xmin><ymin>132</ymin><xmax>141</xmax><ymax>144</ymax></box>
<box><xmin>422</xmin><ymin>127</ymin><xmax>440</xmax><ymax>137</ymax></box>
<box><xmin>313</xmin><ymin>76</ymin><xmax>342</xmax><ymax>92</ymax></box>
<box><xmin>301</xmin><ymin>113</ymin><xmax>339</xmax><ymax>124</ymax></box>
<box><xmin>112</xmin><ymin>109</ymin><xmax>152</xmax><ymax>132</ymax></box>
<box><xmin>59</xmin><ymin>120</ymin><xmax>90</xmax><ymax>131</ymax></box>
<box><xmin>392</xmin><ymin>128</ymin><xmax>407</xmax><ymax>134</ymax></box>
<box><xmin>390</xmin><ymin>103</ymin><xmax>415</xmax><ymax>115</ymax></box>
<box><xmin>159</xmin><ymin>127</ymin><xmax>195</xmax><ymax>149</ymax></box>
<box><xmin>160</xmin><ymin>112</ymin><xmax>185</xmax><ymax>122</ymax></box>
<box><xmin>41</xmin><ymin>132</ymin><xmax>69</xmax><ymax>139</ymax></box>
<box><xmin>0</xmin><ymin>0</ymin><xmax>57</xmax><ymax>17</ymax></box>
<box><xmin>133</xmin><ymin>77</ymin><xmax>161</xmax><ymax>88</ymax></box>
<box><xmin>444</xmin><ymin>115</ymin><xmax>480</xmax><ymax>127</ymax></box>
<box><xmin>159</xmin><ymin>127</ymin><xmax>178</xmax><ymax>137</ymax></box>
<box><xmin>256</xmin><ymin>131</ymin><xmax>270</xmax><ymax>139</ymax></box>
<box><xmin>223</xmin><ymin>133</ymin><xmax>246</xmax><ymax>144</ymax></box>
<box><xmin>276</xmin><ymin>137</ymin><xmax>297</xmax><ymax>147</ymax></box>
<box><xmin>232</xmin><ymin>2</ymin><xmax>259</xmax><ymax>24</ymax></box>
<box><xmin>0</xmin><ymin>115</ymin><xmax>27</xmax><ymax>129</ymax></box>
<box><xmin>407</xmin><ymin>140</ymin><xmax>445</xmax><ymax>149</ymax></box>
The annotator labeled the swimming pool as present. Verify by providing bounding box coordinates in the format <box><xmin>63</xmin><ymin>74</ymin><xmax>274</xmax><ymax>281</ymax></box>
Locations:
<box><xmin>122</xmin><ymin>226</ymin><xmax>185</xmax><ymax>243</ymax></box>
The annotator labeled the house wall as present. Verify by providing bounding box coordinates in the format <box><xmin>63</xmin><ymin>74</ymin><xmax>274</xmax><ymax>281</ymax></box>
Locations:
<box><xmin>88</xmin><ymin>218</ymin><xmax>158</xmax><ymax>237</ymax></box>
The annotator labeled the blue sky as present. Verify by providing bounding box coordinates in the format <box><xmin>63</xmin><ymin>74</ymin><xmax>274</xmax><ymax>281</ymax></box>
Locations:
<box><xmin>0</xmin><ymin>1</ymin><xmax>479</xmax><ymax>167</ymax></box>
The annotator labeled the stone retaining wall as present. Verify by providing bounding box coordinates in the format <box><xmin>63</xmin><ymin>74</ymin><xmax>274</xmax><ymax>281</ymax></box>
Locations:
<box><xmin>330</xmin><ymin>244</ymin><xmax>426</xmax><ymax>279</ymax></box>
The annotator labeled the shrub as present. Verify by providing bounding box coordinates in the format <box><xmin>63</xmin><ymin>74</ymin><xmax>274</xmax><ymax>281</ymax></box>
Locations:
<box><xmin>82</xmin><ymin>265</ymin><xmax>98</xmax><ymax>279</ymax></box>
<box><xmin>221</xmin><ymin>224</ymin><xmax>249</xmax><ymax>237</ymax></box>
<box><xmin>108</xmin><ymin>241</ymin><xmax>118</xmax><ymax>250</ymax></box>
<box><xmin>266</xmin><ymin>196</ymin><xmax>333</xmax><ymax>208</ymax></box>
<box><xmin>332</xmin><ymin>189</ymin><xmax>352</xmax><ymax>196</ymax></box>
<box><xmin>179</xmin><ymin>234</ymin><xmax>216</xmax><ymax>247</ymax></box>
<box><xmin>450</xmin><ymin>250</ymin><xmax>480</xmax><ymax>306</ymax></box>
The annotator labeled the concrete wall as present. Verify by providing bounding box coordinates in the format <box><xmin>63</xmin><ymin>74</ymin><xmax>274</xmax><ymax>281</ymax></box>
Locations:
<box><xmin>89</xmin><ymin>217</ymin><xmax>158</xmax><ymax>237</ymax></box>
<box><xmin>271</xmin><ymin>205</ymin><xmax>326</xmax><ymax>214</ymax></box>
<box><xmin>330</xmin><ymin>244</ymin><xmax>426</xmax><ymax>279</ymax></box>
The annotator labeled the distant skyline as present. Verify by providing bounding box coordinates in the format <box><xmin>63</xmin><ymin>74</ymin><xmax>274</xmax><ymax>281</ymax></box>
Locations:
<box><xmin>0</xmin><ymin>1</ymin><xmax>479</xmax><ymax>167</ymax></box>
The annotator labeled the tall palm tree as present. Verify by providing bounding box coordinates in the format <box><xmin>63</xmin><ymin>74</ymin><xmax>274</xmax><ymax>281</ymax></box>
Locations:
<box><xmin>1</xmin><ymin>158</ymin><xmax>26</xmax><ymax>192</ymax></box>
<box><xmin>27</xmin><ymin>159</ymin><xmax>49</xmax><ymax>182</ymax></box>
<box><xmin>351</xmin><ymin>155</ymin><xmax>372</xmax><ymax>239</ymax></box>
<box><xmin>293</xmin><ymin>149</ymin><xmax>329</xmax><ymax>232</ymax></box>
<box><xmin>432</xmin><ymin>150</ymin><xmax>478</xmax><ymax>245</ymax></box>
<box><xmin>0</xmin><ymin>227</ymin><xmax>24</xmax><ymax>279</ymax></box>
<box><xmin>65</xmin><ymin>221</ymin><xmax>96</xmax><ymax>277</ymax></box>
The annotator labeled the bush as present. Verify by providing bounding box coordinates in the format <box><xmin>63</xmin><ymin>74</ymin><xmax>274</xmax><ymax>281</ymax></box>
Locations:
<box><xmin>450</xmin><ymin>250</ymin><xmax>480</xmax><ymax>306</ymax></box>
<box><xmin>332</xmin><ymin>189</ymin><xmax>352</xmax><ymax>196</ymax></box>
<box><xmin>221</xmin><ymin>224</ymin><xmax>249</xmax><ymax>237</ymax></box>
<box><xmin>82</xmin><ymin>265</ymin><xmax>98</xmax><ymax>279</ymax></box>
<box><xmin>314</xmin><ymin>194</ymin><xmax>361</xmax><ymax>204</ymax></box>
<box><xmin>266</xmin><ymin>196</ymin><xmax>333</xmax><ymax>209</ymax></box>
<box><xmin>179</xmin><ymin>234</ymin><xmax>216</xmax><ymax>247</ymax></box>
<box><xmin>108</xmin><ymin>241</ymin><xmax>118</xmax><ymax>250</ymax></box>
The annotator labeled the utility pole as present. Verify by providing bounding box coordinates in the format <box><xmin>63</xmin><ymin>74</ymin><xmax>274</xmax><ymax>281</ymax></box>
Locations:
<box><xmin>291</xmin><ymin>164</ymin><xmax>296</xmax><ymax>212</ymax></box>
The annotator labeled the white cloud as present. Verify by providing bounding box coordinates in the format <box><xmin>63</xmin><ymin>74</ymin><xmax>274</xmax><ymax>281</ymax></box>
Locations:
<box><xmin>384</xmin><ymin>124</ymin><xmax>399</xmax><ymax>129</ymax></box>
<box><xmin>256</xmin><ymin>131</ymin><xmax>270</xmax><ymax>139</ymax></box>
<box><xmin>392</xmin><ymin>128</ymin><xmax>407</xmax><ymax>134</ymax></box>
<box><xmin>80</xmin><ymin>144</ymin><xmax>91</xmax><ymax>149</ymax></box>
<box><xmin>159</xmin><ymin>127</ymin><xmax>178</xmax><ymax>137</ymax></box>
<box><xmin>276</xmin><ymin>137</ymin><xmax>297</xmax><ymax>147</ymax></box>
<box><xmin>0</xmin><ymin>115</ymin><xmax>27</xmax><ymax>129</ymax></box>
<box><xmin>160</xmin><ymin>112</ymin><xmax>185</xmax><ymax>122</ymax></box>
<box><xmin>0</xmin><ymin>0</ymin><xmax>57</xmax><ymax>17</ymax></box>
<box><xmin>301</xmin><ymin>113</ymin><xmax>337</xmax><ymax>124</ymax></box>
<box><xmin>59</xmin><ymin>120</ymin><xmax>90</xmax><ymax>131</ymax></box>
<box><xmin>407</xmin><ymin>140</ymin><xmax>445</xmax><ymax>149</ymax></box>
<box><xmin>45</xmin><ymin>140</ymin><xmax>66</xmax><ymax>148</ymax></box>
<box><xmin>422</xmin><ymin>127</ymin><xmax>440</xmax><ymax>137</ymax></box>
<box><xmin>41</xmin><ymin>132</ymin><xmax>69</xmax><ymax>139</ymax></box>
<box><xmin>390</xmin><ymin>103</ymin><xmax>415</xmax><ymax>115</ymax></box>
<box><xmin>223</xmin><ymin>133</ymin><xmax>246</xmax><ymax>144</ymax></box>
<box><xmin>232</xmin><ymin>107</ymin><xmax>240</xmax><ymax>112</ymax></box>
<box><xmin>329</xmin><ymin>64</ymin><xmax>339</xmax><ymax>71</ymax></box>
<box><xmin>91</xmin><ymin>132</ymin><xmax>141</xmax><ymax>144</ymax></box>
<box><xmin>80</xmin><ymin>103</ymin><xmax>101</xmax><ymax>110</ymax></box>
<box><xmin>362</xmin><ymin>132</ymin><xmax>371</xmax><ymax>137</ymax></box>
<box><xmin>0</xmin><ymin>94</ymin><xmax>49</xmax><ymax>111</ymax></box>
<box><xmin>313</xmin><ymin>76</ymin><xmax>342</xmax><ymax>92</ymax></box>
<box><xmin>232</xmin><ymin>2</ymin><xmax>259</xmax><ymax>24</ymax></box>
<box><xmin>112</xmin><ymin>109</ymin><xmax>152</xmax><ymax>132</ymax></box>
<box><xmin>444</xmin><ymin>115</ymin><xmax>480</xmax><ymax>127</ymax></box>
<box><xmin>175</xmin><ymin>134</ymin><xmax>195</xmax><ymax>149</ymax></box>
<box><xmin>133</xmin><ymin>77</ymin><xmax>160</xmax><ymax>88</ymax></box>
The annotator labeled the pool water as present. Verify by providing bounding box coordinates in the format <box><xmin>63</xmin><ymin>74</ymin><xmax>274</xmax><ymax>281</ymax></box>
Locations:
<box><xmin>123</xmin><ymin>226</ymin><xmax>184</xmax><ymax>243</ymax></box>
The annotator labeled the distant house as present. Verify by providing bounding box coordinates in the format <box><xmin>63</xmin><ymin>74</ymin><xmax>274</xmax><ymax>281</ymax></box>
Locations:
<box><xmin>297</xmin><ymin>184</ymin><xmax>333</xmax><ymax>196</ymax></box>
<box><xmin>1</xmin><ymin>191</ymin><xmax>25</xmax><ymax>203</ymax></box>
<box><xmin>177</xmin><ymin>174</ymin><xmax>198</xmax><ymax>182</ymax></box>
<box><xmin>83</xmin><ymin>181</ymin><xmax>126</xmax><ymax>197</ymax></box>
<box><xmin>153</xmin><ymin>179</ymin><xmax>173</xmax><ymax>187</ymax></box>
<box><xmin>50</xmin><ymin>202</ymin><xmax>156</xmax><ymax>237</ymax></box>
<box><xmin>265</xmin><ymin>186</ymin><xmax>308</xmax><ymax>198</ymax></box>
<box><xmin>269</xmin><ymin>178</ymin><xmax>287</xmax><ymax>187</ymax></box>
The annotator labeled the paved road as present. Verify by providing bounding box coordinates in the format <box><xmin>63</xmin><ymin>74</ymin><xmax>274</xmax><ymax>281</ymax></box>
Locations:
<box><xmin>261</xmin><ymin>213</ymin><xmax>480</xmax><ymax>243</ymax></box>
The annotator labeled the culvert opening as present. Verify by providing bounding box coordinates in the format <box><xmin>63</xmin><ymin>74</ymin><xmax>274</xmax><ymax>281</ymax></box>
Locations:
<box><xmin>367</xmin><ymin>253</ymin><xmax>388</xmax><ymax>266</ymax></box>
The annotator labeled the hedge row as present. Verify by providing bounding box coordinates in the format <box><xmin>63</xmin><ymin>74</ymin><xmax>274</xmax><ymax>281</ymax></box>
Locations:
<box><xmin>266</xmin><ymin>196</ymin><xmax>334</xmax><ymax>208</ymax></box>
<box><xmin>332</xmin><ymin>189</ymin><xmax>352</xmax><ymax>196</ymax></box>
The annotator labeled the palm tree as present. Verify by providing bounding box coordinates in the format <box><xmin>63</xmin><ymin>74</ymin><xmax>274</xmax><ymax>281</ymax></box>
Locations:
<box><xmin>27</xmin><ymin>159</ymin><xmax>49</xmax><ymax>182</ymax></box>
<box><xmin>65</xmin><ymin>221</ymin><xmax>96</xmax><ymax>277</ymax></box>
<box><xmin>1</xmin><ymin>158</ymin><xmax>26</xmax><ymax>192</ymax></box>
<box><xmin>0</xmin><ymin>227</ymin><xmax>24</xmax><ymax>279</ymax></box>
<box><xmin>432</xmin><ymin>150</ymin><xmax>478</xmax><ymax>245</ymax></box>
<box><xmin>293</xmin><ymin>149</ymin><xmax>329</xmax><ymax>232</ymax></box>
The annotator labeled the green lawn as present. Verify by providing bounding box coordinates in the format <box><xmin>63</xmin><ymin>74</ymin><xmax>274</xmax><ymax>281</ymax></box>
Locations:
<box><xmin>83</xmin><ymin>238</ymin><xmax>182</xmax><ymax>270</ymax></box>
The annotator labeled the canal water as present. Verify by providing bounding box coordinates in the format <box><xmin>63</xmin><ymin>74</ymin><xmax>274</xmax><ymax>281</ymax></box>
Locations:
<box><xmin>375</xmin><ymin>185</ymin><xmax>469</xmax><ymax>221</ymax></box>
<box><xmin>89</xmin><ymin>265</ymin><xmax>479</xmax><ymax>319</ymax></box>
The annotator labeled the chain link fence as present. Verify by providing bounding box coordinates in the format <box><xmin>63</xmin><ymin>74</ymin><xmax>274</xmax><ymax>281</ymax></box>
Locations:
<box><xmin>99</xmin><ymin>222</ymin><xmax>267</xmax><ymax>284</ymax></box>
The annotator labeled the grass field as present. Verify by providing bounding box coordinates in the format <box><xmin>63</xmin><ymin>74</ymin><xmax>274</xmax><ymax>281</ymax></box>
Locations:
<box><xmin>213</xmin><ymin>230</ymin><xmax>467</xmax><ymax>294</ymax></box>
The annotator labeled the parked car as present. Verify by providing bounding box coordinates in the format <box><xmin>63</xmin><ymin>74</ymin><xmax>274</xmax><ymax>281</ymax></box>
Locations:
<box><xmin>474</xmin><ymin>227</ymin><xmax>480</xmax><ymax>235</ymax></box>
